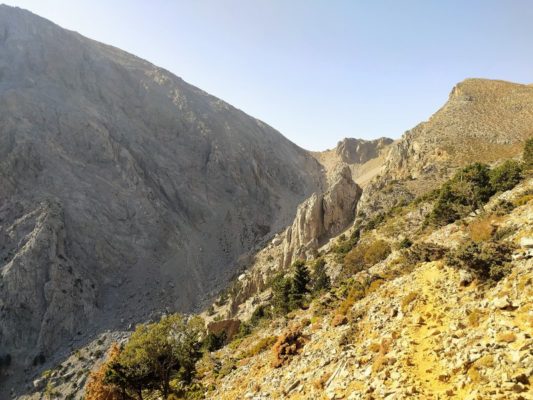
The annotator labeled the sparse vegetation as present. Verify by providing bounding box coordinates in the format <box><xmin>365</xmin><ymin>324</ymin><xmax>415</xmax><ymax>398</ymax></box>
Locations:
<box><xmin>104</xmin><ymin>314</ymin><xmax>204</xmax><ymax>399</ymax></box>
<box><xmin>311</xmin><ymin>258</ymin><xmax>331</xmax><ymax>293</ymax></box>
<box><xmin>271</xmin><ymin>326</ymin><xmax>307</xmax><ymax>368</ymax></box>
<box><xmin>447</xmin><ymin>239</ymin><xmax>514</xmax><ymax>282</ymax></box>
<box><xmin>344</xmin><ymin>239</ymin><xmax>391</xmax><ymax>273</ymax></box>
<box><xmin>489</xmin><ymin>160</ymin><xmax>523</xmax><ymax>193</ymax></box>
<box><xmin>524</xmin><ymin>137</ymin><xmax>533</xmax><ymax>169</ymax></box>
<box><xmin>242</xmin><ymin>336</ymin><xmax>277</xmax><ymax>358</ymax></box>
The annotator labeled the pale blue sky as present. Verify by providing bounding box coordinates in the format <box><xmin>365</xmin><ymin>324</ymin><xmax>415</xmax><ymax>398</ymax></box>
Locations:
<box><xmin>4</xmin><ymin>1</ymin><xmax>533</xmax><ymax>150</ymax></box>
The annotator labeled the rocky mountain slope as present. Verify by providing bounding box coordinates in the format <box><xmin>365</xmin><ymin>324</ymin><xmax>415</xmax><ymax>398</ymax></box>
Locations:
<box><xmin>359</xmin><ymin>79</ymin><xmax>533</xmax><ymax>217</ymax></box>
<box><xmin>46</xmin><ymin>149</ymin><xmax>529</xmax><ymax>400</ymax></box>
<box><xmin>205</xmin><ymin>78</ymin><xmax>533</xmax><ymax>326</ymax></box>
<box><xmin>0</xmin><ymin>4</ymin><xmax>325</xmax><ymax>384</ymax></box>
<box><xmin>1</xmin><ymin>6</ymin><xmax>533</xmax><ymax>400</ymax></box>
<box><xmin>200</xmin><ymin>167</ymin><xmax>533</xmax><ymax>400</ymax></box>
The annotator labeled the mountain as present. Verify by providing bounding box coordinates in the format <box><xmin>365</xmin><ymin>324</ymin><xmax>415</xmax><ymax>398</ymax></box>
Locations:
<box><xmin>0</xmin><ymin>4</ymin><xmax>325</xmax><ymax>371</ymax></box>
<box><xmin>205</xmin><ymin>176</ymin><xmax>533</xmax><ymax>400</ymax></box>
<box><xmin>1</xmin><ymin>6</ymin><xmax>533</xmax><ymax>400</ymax></box>
<box><xmin>357</xmin><ymin>78</ymin><xmax>533</xmax><ymax>217</ymax></box>
<box><xmin>202</xmin><ymin>78</ymin><xmax>533</xmax><ymax>335</ymax></box>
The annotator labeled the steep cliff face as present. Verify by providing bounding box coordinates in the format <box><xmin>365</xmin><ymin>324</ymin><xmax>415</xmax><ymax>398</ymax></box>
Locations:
<box><xmin>282</xmin><ymin>166</ymin><xmax>362</xmax><ymax>266</ymax></box>
<box><xmin>312</xmin><ymin>137</ymin><xmax>393</xmax><ymax>187</ymax></box>
<box><xmin>0</xmin><ymin>5</ymin><xmax>324</xmax><ymax>367</ymax></box>
<box><xmin>212</xmin><ymin>166</ymin><xmax>363</xmax><ymax>323</ymax></box>
<box><xmin>336</xmin><ymin>137</ymin><xmax>393</xmax><ymax>164</ymax></box>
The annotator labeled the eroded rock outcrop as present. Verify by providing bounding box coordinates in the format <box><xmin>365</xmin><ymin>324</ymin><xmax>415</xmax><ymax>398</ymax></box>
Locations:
<box><xmin>336</xmin><ymin>137</ymin><xmax>393</xmax><ymax>164</ymax></box>
<box><xmin>0</xmin><ymin>200</ymin><xmax>97</xmax><ymax>364</ymax></box>
<box><xmin>282</xmin><ymin>166</ymin><xmax>362</xmax><ymax>266</ymax></box>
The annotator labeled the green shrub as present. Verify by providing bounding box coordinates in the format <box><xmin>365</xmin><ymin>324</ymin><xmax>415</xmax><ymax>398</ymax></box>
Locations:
<box><xmin>429</xmin><ymin>163</ymin><xmax>493</xmax><ymax>226</ymax></box>
<box><xmin>331</xmin><ymin>229</ymin><xmax>360</xmax><ymax>254</ymax></box>
<box><xmin>405</xmin><ymin>242</ymin><xmax>447</xmax><ymax>264</ymax></box>
<box><xmin>447</xmin><ymin>239</ymin><xmax>514</xmax><ymax>282</ymax></box>
<box><xmin>204</xmin><ymin>331</ymin><xmax>227</xmax><ymax>352</ymax></box>
<box><xmin>489</xmin><ymin>160</ymin><xmax>523</xmax><ymax>193</ymax></box>
<box><xmin>312</xmin><ymin>258</ymin><xmax>331</xmax><ymax>293</ymax></box>
<box><xmin>524</xmin><ymin>137</ymin><xmax>533</xmax><ymax>169</ymax></box>
<box><xmin>492</xmin><ymin>199</ymin><xmax>516</xmax><ymax>215</ymax></box>
<box><xmin>365</xmin><ymin>213</ymin><xmax>386</xmax><ymax>231</ymax></box>
<box><xmin>249</xmin><ymin>305</ymin><xmax>270</xmax><ymax>326</ymax></box>
<box><xmin>344</xmin><ymin>239</ymin><xmax>391</xmax><ymax>273</ymax></box>
<box><xmin>398</xmin><ymin>238</ymin><xmax>413</xmax><ymax>249</ymax></box>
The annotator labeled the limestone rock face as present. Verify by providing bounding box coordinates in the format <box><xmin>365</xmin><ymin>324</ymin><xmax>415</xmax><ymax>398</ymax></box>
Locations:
<box><xmin>282</xmin><ymin>166</ymin><xmax>361</xmax><ymax>266</ymax></box>
<box><xmin>0</xmin><ymin>5</ymin><xmax>324</xmax><ymax>367</ymax></box>
<box><xmin>0</xmin><ymin>200</ymin><xmax>98</xmax><ymax>355</ymax></box>
<box><xmin>335</xmin><ymin>137</ymin><xmax>393</xmax><ymax>164</ymax></box>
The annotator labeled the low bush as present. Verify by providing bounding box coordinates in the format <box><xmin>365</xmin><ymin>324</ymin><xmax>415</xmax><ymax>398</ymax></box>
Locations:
<box><xmin>524</xmin><ymin>137</ymin><xmax>533</xmax><ymax>169</ymax></box>
<box><xmin>492</xmin><ymin>199</ymin><xmax>516</xmax><ymax>215</ymax></box>
<box><xmin>242</xmin><ymin>336</ymin><xmax>277</xmax><ymax>358</ymax></box>
<box><xmin>513</xmin><ymin>193</ymin><xmax>533</xmax><ymax>207</ymax></box>
<box><xmin>344</xmin><ymin>239</ymin><xmax>391</xmax><ymax>273</ymax></box>
<box><xmin>489</xmin><ymin>160</ymin><xmax>523</xmax><ymax>193</ymax></box>
<box><xmin>271</xmin><ymin>326</ymin><xmax>307</xmax><ymax>368</ymax></box>
<box><xmin>447</xmin><ymin>239</ymin><xmax>514</xmax><ymax>282</ymax></box>
<box><xmin>467</xmin><ymin>215</ymin><xmax>499</xmax><ymax>242</ymax></box>
<box><xmin>336</xmin><ymin>282</ymin><xmax>366</xmax><ymax>316</ymax></box>
<box><xmin>428</xmin><ymin>163</ymin><xmax>493</xmax><ymax>226</ymax></box>
<box><xmin>331</xmin><ymin>229</ymin><xmax>360</xmax><ymax>254</ymax></box>
<box><xmin>204</xmin><ymin>331</ymin><xmax>227</xmax><ymax>352</ymax></box>
<box><xmin>397</xmin><ymin>237</ymin><xmax>413</xmax><ymax>249</ymax></box>
<box><xmin>249</xmin><ymin>305</ymin><xmax>271</xmax><ymax>326</ymax></box>
<box><xmin>404</xmin><ymin>242</ymin><xmax>447</xmax><ymax>264</ymax></box>
<box><xmin>365</xmin><ymin>213</ymin><xmax>386</xmax><ymax>231</ymax></box>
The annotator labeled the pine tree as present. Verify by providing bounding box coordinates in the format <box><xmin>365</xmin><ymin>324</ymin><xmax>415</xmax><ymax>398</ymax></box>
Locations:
<box><xmin>289</xmin><ymin>260</ymin><xmax>310</xmax><ymax>309</ymax></box>
<box><xmin>271</xmin><ymin>274</ymin><xmax>292</xmax><ymax>315</ymax></box>
<box><xmin>312</xmin><ymin>258</ymin><xmax>331</xmax><ymax>292</ymax></box>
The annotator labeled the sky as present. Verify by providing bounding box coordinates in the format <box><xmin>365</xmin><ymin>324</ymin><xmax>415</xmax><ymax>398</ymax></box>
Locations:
<box><xmin>3</xmin><ymin>1</ymin><xmax>533</xmax><ymax>151</ymax></box>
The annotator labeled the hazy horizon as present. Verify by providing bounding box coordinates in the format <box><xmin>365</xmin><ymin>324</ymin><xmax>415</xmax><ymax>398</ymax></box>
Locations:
<box><xmin>3</xmin><ymin>0</ymin><xmax>533</xmax><ymax>150</ymax></box>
